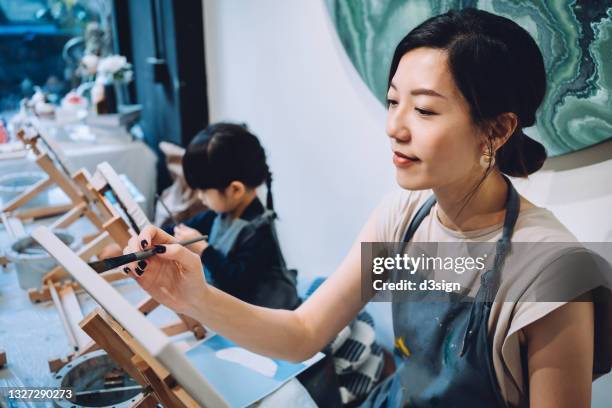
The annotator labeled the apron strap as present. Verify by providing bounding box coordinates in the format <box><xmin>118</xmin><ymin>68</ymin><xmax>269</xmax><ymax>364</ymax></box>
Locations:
<box><xmin>233</xmin><ymin>210</ymin><xmax>277</xmax><ymax>248</ymax></box>
<box><xmin>234</xmin><ymin>210</ymin><xmax>297</xmax><ymax>286</ymax></box>
<box><xmin>402</xmin><ymin>195</ymin><xmax>437</xmax><ymax>243</ymax></box>
<box><xmin>460</xmin><ymin>175</ymin><xmax>520</xmax><ymax>355</ymax></box>
<box><xmin>483</xmin><ymin>175</ymin><xmax>520</xmax><ymax>303</ymax></box>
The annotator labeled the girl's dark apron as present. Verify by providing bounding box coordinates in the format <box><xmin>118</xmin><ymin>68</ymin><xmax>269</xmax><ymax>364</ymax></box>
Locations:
<box><xmin>361</xmin><ymin>176</ymin><xmax>520</xmax><ymax>407</ymax></box>
<box><xmin>204</xmin><ymin>210</ymin><xmax>262</xmax><ymax>285</ymax></box>
<box><xmin>205</xmin><ymin>209</ymin><xmax>301</xmax><ymax>310</ymax></box>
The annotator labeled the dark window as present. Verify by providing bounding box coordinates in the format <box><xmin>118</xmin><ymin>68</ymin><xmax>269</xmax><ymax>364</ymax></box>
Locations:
<box><xmin>0</xmin><ymin>0</ymin><xmax>113</xmax><ymax>114</ymax></box>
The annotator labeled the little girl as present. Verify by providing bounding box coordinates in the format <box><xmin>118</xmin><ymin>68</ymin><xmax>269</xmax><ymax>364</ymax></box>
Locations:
<box><xmin>159</xmin><ymin>122</ymin><xmax>300</xmax><ymax>310</ymax></box>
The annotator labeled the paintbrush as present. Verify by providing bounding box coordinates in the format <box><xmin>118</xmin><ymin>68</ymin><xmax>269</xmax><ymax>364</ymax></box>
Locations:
<box><xmin>156</xmin><ymin>193</ymin><xmax>180</xmax><ymax>226</ymax></box>
<box><xmin>87</xmin><ymin>235</ymin><xmax>208</xmax><ymax>273</ymax></box>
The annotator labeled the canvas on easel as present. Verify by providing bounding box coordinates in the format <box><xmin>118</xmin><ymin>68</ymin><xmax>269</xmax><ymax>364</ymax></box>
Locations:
<box><xmin>16</xmin><ymin>158</ymin><xmax>203</xmax><ymax>372</ymax></box>
<box><xmin>39</xmin><ymin>163</ymin><xmax>140</xmax><ymax>287</ymax></box>
<box><xmin>33</xmin><ymin>226</ymin><xmax>324</xmax><ymax>408</ymax></box>
<box><xmin>94</xmin><ymin>161</ymin><xmax>150</xmax><ymax>234</ymax></box>
<box><xmin>35</xmin><ymin>160</ymin><xmax>151</xmax><ymax>291</ymax></box>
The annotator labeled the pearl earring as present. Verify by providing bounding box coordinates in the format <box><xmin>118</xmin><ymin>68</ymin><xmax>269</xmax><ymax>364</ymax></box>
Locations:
<box><xmin>480</xmin><ymin>153</ymin><xmax>495</xmax><ymax>169</ymax></box>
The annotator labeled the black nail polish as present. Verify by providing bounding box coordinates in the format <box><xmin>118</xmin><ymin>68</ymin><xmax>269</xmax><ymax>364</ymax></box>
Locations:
<box><xmin>123</xmin><ymin>267</ymin><xmax>131</xmax><ymax>275</ymax></box>
<box><xmin>135</xmin><ymin>267</ymin><xmax>144</xmax><ymax>276</ymax></box>
<box><xmin>141</xmin><ymin>240</ymin><xmax>148</xmax><ymax>249</ymax></box>
<box><xmin>138</xmin><ymin>260</ymin><xmax>147</xmax><ymax>270</ymax></box>
<box><xmin>154</xmin><ymin>245</ymin><xmax>166</xmax><ymax>254</ymax></box>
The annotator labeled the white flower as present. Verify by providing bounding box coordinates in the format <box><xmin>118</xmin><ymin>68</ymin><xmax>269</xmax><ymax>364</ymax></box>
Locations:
<box><xmin>98</xmin><ymin>55</ymin><xmax>128</xmax><ymax>75</ymax></box>
<box><xmin>81</xmin><ymin>54</ymin><xmax>99</xmax><ymax>75</ymax></box>
<box><xmin>96</xmin><ymin>55</ymin><xmax>133</xmax><ymax>83</ymax></box>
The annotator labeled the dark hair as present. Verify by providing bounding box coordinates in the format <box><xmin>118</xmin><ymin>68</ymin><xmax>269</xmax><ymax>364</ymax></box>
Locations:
<box><xmin>388</xmin><ymin>8</ymin><xmax>547</xmax><ymax>177</ymax></box>
<box><xmin>182</xmin><ymin>122</ymin><xmax>275</xmax><ymax>211</ymax></box>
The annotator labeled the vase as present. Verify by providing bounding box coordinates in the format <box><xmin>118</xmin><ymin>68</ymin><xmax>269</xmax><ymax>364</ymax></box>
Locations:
<box><xmin>114</xmin><ymin>81</ymin><xmax>130</xmax><ymax>109</ymax></box>
<box><xmin>102</xmin><ymin>82</ymin><xmax>117</xmax><ymax>114</ymax></box>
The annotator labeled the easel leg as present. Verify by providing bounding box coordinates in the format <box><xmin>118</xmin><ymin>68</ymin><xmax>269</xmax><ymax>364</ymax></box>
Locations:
<box><xmin>60</xmin><ymin>285</ymin><xmax>91</xmax><ymax>349</ymax></box>
<box><xmin>14</xmin><ymin>204</ymin><xmax>74</xmax><ymax>221</ymax></box>
<box><xmin>48</xmin><ymin>282</ymin><xmax>79</xmax><ymax>351</ymax></box>
<box><xmin>49</xmin><ymin>202</ymin><xmax>87</xmax><ymax>230</ymax></box>
<box><xmin>0</xmin><ymin>213</ymin><xmax>26</xmax><ymax>240</ymax></box>
<box><xmin>29</xmin><ymin>271</ymin><xmax>126</xmax><ymax>303</ymax></box>
<box><xmin>133</xmin><ymin>357</ymin><xmax>185</xmax><ymax>408</ymax></box>
<box><xmin>1</xmin><ymin>177</ymin><xmax>53</xmax><ymax>212</ymax></box>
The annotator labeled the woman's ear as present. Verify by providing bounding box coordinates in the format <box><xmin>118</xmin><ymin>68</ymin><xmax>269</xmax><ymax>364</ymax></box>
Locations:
<box><xmin>480</xmin><ymin>113</ymin><xmax>519</xmax><ymax>154</ymax></box>
<box><xmin>491</xmin><ymin>112</ymin><xmax>518</xmax><ymax>151</ymax></box>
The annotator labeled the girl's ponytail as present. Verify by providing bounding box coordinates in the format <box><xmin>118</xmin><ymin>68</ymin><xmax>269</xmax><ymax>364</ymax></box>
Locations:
<box><xmin>265</xmin><ymin>171</ymin><xmax>275</xmax><ymax>216</ymax></box>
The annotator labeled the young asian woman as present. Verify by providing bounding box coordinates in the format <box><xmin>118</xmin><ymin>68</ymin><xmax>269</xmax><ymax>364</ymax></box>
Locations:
<box><xmin>122</xmin><ymin>9</ymin><xmax>611</xmax><ymax>408</ymax></box>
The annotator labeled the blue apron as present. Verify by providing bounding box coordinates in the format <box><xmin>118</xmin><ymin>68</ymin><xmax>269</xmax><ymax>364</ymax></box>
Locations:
<box><xmin>361</xmin><ymin>176</ymin><xmax>519</xmax><ymax>407</ymax></box>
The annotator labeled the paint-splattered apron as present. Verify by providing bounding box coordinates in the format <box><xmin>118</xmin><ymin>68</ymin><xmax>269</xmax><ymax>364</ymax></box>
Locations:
<box><xmin>361</xmin><ymin>176</ymin><xmax>519</xmax><ymax>407</ymax></box>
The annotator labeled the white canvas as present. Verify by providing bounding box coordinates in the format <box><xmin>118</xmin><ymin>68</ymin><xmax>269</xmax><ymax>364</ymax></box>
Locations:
<box><xmin>97</xmin><ymin>161</ymin><xmax>150</xmax><ymax>232</ymax></box>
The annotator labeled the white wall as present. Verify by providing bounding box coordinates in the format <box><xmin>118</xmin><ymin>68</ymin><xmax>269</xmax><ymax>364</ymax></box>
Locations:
<box><xmin>203</xmin><ymin>0</ymin><xmax>394</xmax><ymax>286</ymax></box>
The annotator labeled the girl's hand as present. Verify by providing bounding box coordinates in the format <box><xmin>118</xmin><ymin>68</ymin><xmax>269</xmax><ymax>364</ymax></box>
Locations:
<box><xmin>123</xmin><ymin>225</ymin><xmax>208</xmax><ymax>317</ymax></box>
<box><xmin>174</xmin><ymin>224</ymin><xmax>208</xmax><ymax>255</ymax></box>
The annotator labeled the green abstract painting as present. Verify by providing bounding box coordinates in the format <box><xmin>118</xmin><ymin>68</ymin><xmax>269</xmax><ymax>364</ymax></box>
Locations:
<box><xmin>326</xmin><ymin>0</ymin><xmax>612</xmax><ymax>156</ymax></box>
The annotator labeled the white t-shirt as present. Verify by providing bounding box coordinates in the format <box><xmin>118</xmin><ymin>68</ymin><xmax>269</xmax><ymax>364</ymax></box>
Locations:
<box><xmin>374</xmin><ymin>188</ymin><xmax>612</xmax><ymax>407</ymax></box>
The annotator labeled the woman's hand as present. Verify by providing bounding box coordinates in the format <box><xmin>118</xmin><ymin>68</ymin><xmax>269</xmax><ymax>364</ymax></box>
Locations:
<box><xmin>123</xmin><ymin>225</ymin><xmax>209</xmax><ymax>317</ymax></box>
<box><xmin>174</xmin><ymin>224</ymin><xmax>208</xmax><ymax>255</ymax></box>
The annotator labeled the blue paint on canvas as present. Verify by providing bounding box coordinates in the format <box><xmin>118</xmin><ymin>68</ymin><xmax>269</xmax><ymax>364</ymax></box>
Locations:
<box><xmin>186</xmin><ymin>335</ymin><xmax>323</xmax><ymax>407</ymax></box>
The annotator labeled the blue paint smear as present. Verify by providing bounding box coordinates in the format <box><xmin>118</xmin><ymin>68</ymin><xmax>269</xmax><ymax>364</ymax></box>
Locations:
<box><xmin>186</xmin><ymin>335</ymin><xmax>323</xmax><ymax>407</ymax></box>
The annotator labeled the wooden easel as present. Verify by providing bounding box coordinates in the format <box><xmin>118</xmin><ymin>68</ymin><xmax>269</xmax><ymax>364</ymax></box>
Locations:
<box><xmin>33</xmin><ymin>226</ymin><xmax>232</xmax><ymax>407</ymax></box>
<box><xmin>24</xmin><ymin>162</ymin><xmax>145</xmax><ymax>369</ymax></box>
<box><xmin>37</xmin><ymin>162</ymin><xmax>205</xmax><ymax>372</ymax></box>
<box><xmin>0</xmin><ymin>122</ymin><xmax>101</xmax><ymax>225</ymax></box>
<box><xmin>29</xmin><ymin>163</ymin><xmax>142</xmax><ymax>301</ymax></box>
<box><xmin>39</xmin><ymin>162</ymin><xmax>149</xmax><ymax>288</ymax></box>
<box><xmin>80</xmin><ymin>308</ymin><xmax>201</xmax><ymax>407</ymax></box>
<box><xmin>0</xmin><ymin>122</ymin><xmax>111</xmax><ymax>288</ymax></box>
<box><xmin>48</xmin><ymin>291</ymin><xmax>205</xmax><ymax>373</ymax></box>
<box><xmin>0</xmin><ymin>212</ymin><xmax>26</xmax><ymax>269</ymax></box>
<box><xmin>37</xmin><ymin>169</ymin><xmax>131</xmax><ymax>288</ymax></box>
<box><xmin>0</xmin><ymin>121</ymin><xmax>117</xmax><ymax>297</ymax></box>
